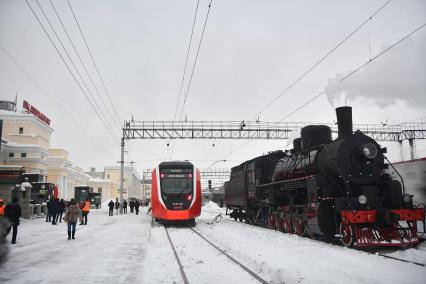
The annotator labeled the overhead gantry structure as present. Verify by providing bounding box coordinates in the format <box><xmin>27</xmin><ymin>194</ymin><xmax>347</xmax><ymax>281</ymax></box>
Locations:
<box><xmin>119</xmin><ymin>120</ymin><xmax>426</xmax><ymax>209</ymax></box>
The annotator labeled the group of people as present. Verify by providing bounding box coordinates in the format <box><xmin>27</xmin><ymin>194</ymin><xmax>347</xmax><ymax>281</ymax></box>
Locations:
<box><xmin>45</xmin><ymin>198</ymin><xmax>66</xmax><ymax>225</ymax></box>
<box><xmin>107</xmin><ymin>199</ymin><xmax>141</xmax><ymax>216</ymax></box>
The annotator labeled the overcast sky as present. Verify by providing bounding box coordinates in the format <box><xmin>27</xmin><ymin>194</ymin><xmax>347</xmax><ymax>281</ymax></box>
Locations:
<box><xmin>1</xmin><ymin>0</ymin><xmax>425</xmax><ymax>174</ymax></box>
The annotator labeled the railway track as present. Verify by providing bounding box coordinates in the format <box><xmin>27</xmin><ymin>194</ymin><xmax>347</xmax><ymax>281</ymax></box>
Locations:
<box><xmin>164</xmin><ymin>226</ymin><xmax>269</xmax><ymax>284</ymax></box>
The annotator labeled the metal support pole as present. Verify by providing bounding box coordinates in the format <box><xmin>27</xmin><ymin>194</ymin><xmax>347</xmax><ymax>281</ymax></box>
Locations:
<box><xmin>142</xmin><ymin>170</ymin><xmax>146</xmax><ymax>206</ymax></box>
<box><xmin>119</xmin><ymin>137</ymin><xmax>125</xmax><ymax>214</ymax></box>
<box><xmin>398</xmin><ymin>140</ymin><xmax>403</xmax><ymax>161</ymax></box>
<box><xmin>408</xmin><ymin>139</ymin><xmax>415</xmax><ymax>160</ymax></box>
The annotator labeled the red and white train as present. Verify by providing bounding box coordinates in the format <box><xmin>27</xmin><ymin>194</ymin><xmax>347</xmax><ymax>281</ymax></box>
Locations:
<box><xmin>151</xmin><ymin>161</ymin><xmax>201</xmax><ymax>225</ymax></box>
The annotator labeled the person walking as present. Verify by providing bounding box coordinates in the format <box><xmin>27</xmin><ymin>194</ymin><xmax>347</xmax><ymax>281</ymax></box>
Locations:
<box><xmin>114</xmin><ymin>199</ymin><xmax>120</xmax><ymax>215</ymax></box>
<box><xmin>80</xmin><ymin>198</ymin><xmax>91</xmax><ymax>225</ymax></box>
<box><xmin>0</xmin><ymin>199</ymin><xmax>5</xmax><ymax>216</ymax></box>
<box><xmin>134</xmin><ymin>200</ymin><xmax>140</xmax><ymax>215</ymax></box>
<box><xmin>4</xmin><ymin>197</ymin><xmax>21</xmax><ymax>244</ymax></box>
<box><xmin>51</xmin><ymin>198</ymin><xmax>59</xmax><ymax>225</ymax></box>
<box><xmin>129</xmin><ymin>200</ymin><xmax>134</xmax><ymax>213</ymax></box>
<box><xmin>56</xmin><ymin>199</ymin><xmax>65</xmax><ymax>223</ymax></box>
<box><xmin>123</xmin><ymin>200</ymin><xmax>128</xmax><ymax>214</ymax></box>
<box><xmin>63</xmin><ymin>199</ymin><xmax>81</xmax><ymax>240</ymax></box>
<box><xmin>95</xmin><ymin>201</ymin><xmax>99</xmax><ymax>210</ymax></box>
<box><xmin>108</xmin><ymin>200</ymin><xmax>114</xmax><ymax>216</ymax></box>
<box><xmin>45</xmin><ymin>198</ymin><xmax>52</xmax><ymax>222</ymax></box>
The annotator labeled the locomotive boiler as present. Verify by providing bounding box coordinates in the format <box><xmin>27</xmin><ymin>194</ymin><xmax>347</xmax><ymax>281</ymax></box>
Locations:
<box><xmin>225</xmin><ymin>107</ymin><xmax>425</xmax><ymax>247</ymax></box>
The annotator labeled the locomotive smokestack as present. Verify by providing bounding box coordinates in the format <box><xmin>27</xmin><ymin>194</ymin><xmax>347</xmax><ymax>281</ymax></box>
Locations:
<box><xmin>336</xmin><ymin>106</ymin><xmax>353</xmax><ymax>139</ymax></box>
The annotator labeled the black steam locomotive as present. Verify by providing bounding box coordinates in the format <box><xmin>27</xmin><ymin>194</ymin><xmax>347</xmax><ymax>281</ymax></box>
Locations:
<box><xmin>225</xmin><ymin>107</ymin><xmax>425</xmax><ymax>247</ymax></box>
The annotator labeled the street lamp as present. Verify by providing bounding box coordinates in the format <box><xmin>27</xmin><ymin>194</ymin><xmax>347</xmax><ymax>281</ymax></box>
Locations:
<box><xmin>209</xmin><ymin>159</ymin><xmax>227</xmax><ymax>168</ymax></box>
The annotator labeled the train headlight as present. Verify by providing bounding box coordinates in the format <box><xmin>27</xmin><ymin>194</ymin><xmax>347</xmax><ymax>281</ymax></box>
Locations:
<box><xmin>403</xmin><ymin>194</ymin><xmax>412</xmax><ymax>204</ymax></box>
<box><xmin>362</xmin><ymin>143</ymin><xmax>378</xmax><ymax>159</ymax></box>
<box><xmin>358</xmin><ymin>195</ymin><xmax>368</xmax><ymax>205</ymax></box>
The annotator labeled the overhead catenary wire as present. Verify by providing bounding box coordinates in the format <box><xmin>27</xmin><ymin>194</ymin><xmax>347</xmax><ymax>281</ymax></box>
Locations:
<box><xmin>278</xmin><ymin>22</ymin><xmax>426</xmax><ymax>122</ymax></box>
<box><xmin>49</xmin><ymin>0</ymin><xmax>121</xmax><ymax>130</ymax></box>
<box><xmin>171</xmin><ymin>0</ymin><xmax>213</xmax><ymax>159</ymax></box>
<box><xmin>67</xmin><ymin>0</ymin><xmax>122</xmax><ymax>126</ymax></box>
<box><xmin>34</xmin><ymin>0</ymin><xmax>119</xmax><ymax>139</ymax></box>
<box><xmin>0</xmin><ymin>45</ymin><xmax>116</xmax><ymax>159</ymax></box>
<box><xmin>249</xmin><ymin>0</ymin><xmax>392</xmax><ymax>121</ymax></box>
<box><xmin>216</xmin><ymin>0</ymin><xmax>393</xmax><ymax>161</ymax></box>
<box><xmin>172</xmin><ymin>0</ymin><xmax>201</xmax><ymax>122</ymax></box>
<box><xmin>26</xmin><ymin>0</ymin><xmax>119</xmax><ymax>142</ymax></box>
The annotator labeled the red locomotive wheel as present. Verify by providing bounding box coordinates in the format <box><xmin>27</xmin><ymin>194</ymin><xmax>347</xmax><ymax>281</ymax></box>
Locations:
<box><xmin>340</xmin><ymin>223</ymin><xmax>354</xmax><ymax>247</ymax></box>
<box><xmin>294</xmin><ymin>218</ymin><xmax>306</xmax><ymax>237</ymax></box>
<box><xmin>283</xmin><ymin>215</ymin><xmax>292</xmax><ymax>233</ymax></box>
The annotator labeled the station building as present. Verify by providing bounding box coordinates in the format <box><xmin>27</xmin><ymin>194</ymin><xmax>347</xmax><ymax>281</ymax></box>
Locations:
<box><xmin>104</xmin><ymin>166</ymin><xmax>143</xmax><ymax>200</ymax></box>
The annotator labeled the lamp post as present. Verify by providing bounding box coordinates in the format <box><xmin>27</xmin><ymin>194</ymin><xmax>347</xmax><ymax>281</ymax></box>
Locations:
<box><xmin>208</xmin><ymin>159</ymin><xmax>227</xmax><ymax>168</ymax></box>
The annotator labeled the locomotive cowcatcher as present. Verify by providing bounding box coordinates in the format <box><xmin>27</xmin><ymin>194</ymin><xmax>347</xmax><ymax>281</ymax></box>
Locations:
<box><xmin>225</xmin><ymin>107</ymin><xmax>425</xmax><ymax>247</ymax></box>
<box><xmin>151</xmin><ymin>161</ymin><xmax>201</xmax><ymax>226</ymax></box>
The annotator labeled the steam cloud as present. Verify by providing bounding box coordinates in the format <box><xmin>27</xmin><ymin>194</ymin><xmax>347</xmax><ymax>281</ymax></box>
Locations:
<box><xmin>325</xmin><ymin>33</ymin><xmax>426</xmax><ymax>108</ymax></box>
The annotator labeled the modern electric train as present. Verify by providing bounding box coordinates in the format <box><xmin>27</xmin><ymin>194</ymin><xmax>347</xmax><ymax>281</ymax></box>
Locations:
<box><xmin>151</xmin><ymin>161</ymin><xmax>201</xmax><ymax>225</ymax></box>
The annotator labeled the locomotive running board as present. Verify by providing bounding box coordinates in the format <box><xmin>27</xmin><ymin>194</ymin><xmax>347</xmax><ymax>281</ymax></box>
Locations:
<box><xmin>354</xmin><ymin>226</ymin><xmax>419</xmax><ymax>247</ymax></box>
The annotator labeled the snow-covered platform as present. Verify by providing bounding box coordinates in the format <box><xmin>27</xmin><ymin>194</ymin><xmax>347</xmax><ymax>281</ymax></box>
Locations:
<box><xmin>1</xmin><ymin>203</ymin><xmax>425</xmax><ymax>283</ymax></box>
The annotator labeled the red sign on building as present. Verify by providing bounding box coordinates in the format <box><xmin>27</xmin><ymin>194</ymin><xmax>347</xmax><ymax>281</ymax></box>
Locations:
<box><xmin>23</xmin><ymin>100</ymin><xmax>51</xmax><ymax>125</ymax></box>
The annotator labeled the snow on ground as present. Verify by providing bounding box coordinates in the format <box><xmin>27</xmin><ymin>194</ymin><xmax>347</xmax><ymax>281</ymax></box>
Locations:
<box><xmin>1</xmin><ymin>202</ymin><xmax>425</xmax><ymax>284</ymax></box>
<box><xmin>0</xmin><ymin>208</ymin><xmax>150</xmax><ymax>284</ymax></box>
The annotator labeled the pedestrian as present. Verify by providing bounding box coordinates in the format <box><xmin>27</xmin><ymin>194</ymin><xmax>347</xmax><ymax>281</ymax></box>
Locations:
<box><xmin>63</xmin><ymin>199</ymin><xmax>82</xmax><ymax>240</ymax></box>
<box><xmin>114</xmin><ymin>199</ymin><xmax>120</xmax><ymax>215</ymax></box>
<box><xmin>45</xmin><ymin>198</ymin><xmax>52</xmax><ymax>222</ymax></box>
<box><xmin>129</xmin><ymin>200</ymin><xmax>134</xmax><ymax>213</ymax></box>
<box><xmin>51</xmin><ymin>198</ymin><xmax>59</xmax><ymax>225</ymax></box>
<box><xmin>108</xmin><ymin>200</ymin><xmax>114</xmax><ymax>216</ymax></box>
<box><xmin>4</xmin><ymin>197</ymin><xmax>21</xmax><ymax>244</ymax></box>
<box><xmin>80</xmin><ymin>198</ymin><xmax>91</xmax><ymax>225</ymax></box>
<box><xmin>123</xmin><ymin>199</ymin><xmax>128</xmax><ymax>214</ymax></box>
<box><xmin>134</xmin><ymin>200</ymin><xmax>140</xmax><ymax>215</ymax></box>
<box><xmin>0</xmin><ymin>199</ymin><xmax>5</xmax><ymax>216</ymax></box>
<box><xmin>56</xmin><ymin>199</ymin><xmax>65</xmax><ymax>223</ymax></box>
<box><xmin>95</xmin><ymin>201</ymin><xmax>99</xmax><ymax>210</ymax></box>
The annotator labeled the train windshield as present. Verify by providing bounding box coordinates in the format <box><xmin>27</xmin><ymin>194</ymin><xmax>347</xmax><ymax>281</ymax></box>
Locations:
<box><xmin>160</xmin><ymin>170</ymin><xmax>193</xmax><ymax>194</ymax></box>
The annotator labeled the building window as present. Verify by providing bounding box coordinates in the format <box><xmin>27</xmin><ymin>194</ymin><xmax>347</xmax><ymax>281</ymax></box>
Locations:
<box><xmin>107</xmin><ymin>174</ymin><xmax>110</xmax><ymax>179</ymax></box>
<box><xmin>21</xmin><ymin>153</ymin><xmax>27</xmax><ymax>158</ymax></box>
<box><xmin>9</xmin><ymin>152</ymin><xmax>14</xmax><ymax>158</ymax></box>
<box><xmin>19</xmin><ymin>127</ymin><xmax>23</xmax><ymax>134</ymax></box>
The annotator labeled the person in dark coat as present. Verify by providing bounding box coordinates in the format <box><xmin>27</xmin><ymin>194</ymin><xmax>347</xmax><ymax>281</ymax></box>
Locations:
<box><xmin>134</xmin><ymin>200</ymin><xmax>140</xmax><ymax>215</ymax></box>
<box><xmin>51</xmin><ymin>198</ymin><xmax>59</xmax><ymax>225</ymax></box>
<box><xmin>56</xmin><ymin>199</ymin><xmax>65</xmax><ymax>223</ymax></box>
<box><xmin>114</xmin><ymin>199</ymin><xmax>120</xmax><ymax>215</ymax></box>
<box><xmin>123</xmin><ymin>200</ymin><xmax>128</xmax><ymax>214</ymax></box>
<box><xmin>45</xmin><ymin>198</ymin><xmax>52</xmax><ymax>222</ymax></box>
<box><xmin>4</xmin><ymin>197</ymin><xmax>21</xmax><ymax>244</ymax></box>
<box><xmin>129</xmin><ymin>200</ymin><xmax>134</xmax><ymax>213</ymax></box>
<box><xmin>108</xmin><ymin>200</ymin><xmax>114</xmax><ymax>216</ymax></box>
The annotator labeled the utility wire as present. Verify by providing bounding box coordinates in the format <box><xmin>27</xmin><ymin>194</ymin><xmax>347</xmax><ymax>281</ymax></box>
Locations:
<box><xmin>249</xmin><ymin>0</ymin><xmax>392</xmax><ymax>121</ymax></box>
<box><xmin>67</xmin><ymin>0</ymin><xmax>122</xmax><ymax>126</ymax></box>
<box><xmin>26</xmin><ymin>0</ymin><xmax>118</xmax><ymax>141</ymax></box>
<box><xmin>178</xmin><ymin>0</ymin><xmax>213</xmax><ymax>122</ymax></box>
<box><xmin>217</xmin><ymin>0</ymin><xmax>393</xmax><ymax>161</ymax></box>
<box><xmin>34</xmin><ymin>0</ymin><xmax>119</xmax><ymax>139</ymax></box>
<box><xmin>49</xmin><ymin>0</ymin><xmax>120</xmax><ymax>130</ymax></box>
<box><xmin>173</xmin><ymin>0</ymin><xmax>200</xmax><ymax>121</ymax></box>
<box><xmin>171</xmin><ymin>0</ymin><xmax>213</xmax><ymax>159</ymax></box>
<box><xmin>220</xmin><ymin>22</ymin><xmax>425</xmax><ymax>161</ymax></box>
<box><xmin>0</xmin><ymin>45</ymin><xmax>116</xmax><ymax>159</ymax></box>
<box><xmin>278</xmin><ymin>22</ymin><xmax>426</xmax><ymax>122</ymax></box>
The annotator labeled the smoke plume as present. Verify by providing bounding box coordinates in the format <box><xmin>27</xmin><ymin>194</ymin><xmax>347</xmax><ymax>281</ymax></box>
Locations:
<box><xmin>325</xmin><ymin>33</ymin><xmax>426</xmax><ymax>108</ymax></box>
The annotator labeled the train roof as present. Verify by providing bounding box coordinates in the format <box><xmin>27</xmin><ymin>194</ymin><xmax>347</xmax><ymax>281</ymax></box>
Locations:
<box><xmin>231</xmin><ymin>150</ymin><xmax>285</xmax><ymax>172</ymax></box>
<box><xmin>159</xmin><ymin>161</ymin><xmax>194</xmax><ymax>169</ymax></box>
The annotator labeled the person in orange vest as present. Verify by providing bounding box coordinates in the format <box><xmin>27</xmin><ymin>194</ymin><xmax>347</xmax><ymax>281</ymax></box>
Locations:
<box><xmin>0</xmin><ymin>199</ymin><xmax>5</xmax><ymax>216</ymax></box>
<box><xmin>80</xmin><ymin>198</ymin><xmax>91</xmax><ymax>225</ymax></box>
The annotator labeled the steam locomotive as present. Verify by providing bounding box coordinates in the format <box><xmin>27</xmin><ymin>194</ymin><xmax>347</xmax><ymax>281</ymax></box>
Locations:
<box><xmin>225</xmin><ymin>107</ymin><xmax>425</xmax><ymax>247</ymax></box>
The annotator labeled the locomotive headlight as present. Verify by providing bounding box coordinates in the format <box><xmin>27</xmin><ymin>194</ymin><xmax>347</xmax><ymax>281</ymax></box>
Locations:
<box><xmin>362</xmin><ymin>143</ymin><xmax>378</xmax><ymax>159</ymax></box>
<box><xmin>358</xmin><ymin>195</ymin><xmax>368</xmax><ymax>205</ymax></box>
<box><xmin>403</xmin><ymin>194</ymin><xmax>412</xmax><ymax>204</ymax></box>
